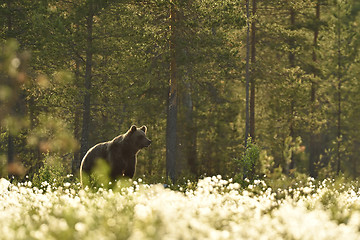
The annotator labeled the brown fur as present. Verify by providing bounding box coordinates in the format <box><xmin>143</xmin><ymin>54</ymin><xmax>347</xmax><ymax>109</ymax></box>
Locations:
<box><xmin>80</xmin><ymin>125</ymin><xmax>151</xmax><ymax>183</ymax></box>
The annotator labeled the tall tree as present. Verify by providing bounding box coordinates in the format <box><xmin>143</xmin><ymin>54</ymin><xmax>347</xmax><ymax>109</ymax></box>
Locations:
<box><xmin>244</xmin><ymin>0</ymin><xmax>251</xmax><ymax>145</ymax></box>
<box><xmin>166</xmin><ymin>0</ymin><xmax>177</xmax><ymax>182</ymax></box>
<box><xmin>309</xmin><ymin>1</ymin><xmax>321</xmax><ymax>178</ymax></box>
<box><xmin>5</xmin><ymin>0</ymin><xmax>14</xmax><ymax>176</ymax></box>
<box><xmin>78</xmin><ymin>0</ymin><xmax>113</xmax><ymax>165</ymax></box>
<box><xmin>250</xmin><ymin>0</ymin><xmax>256</xmax><ymax>140</ymax></box>
<box><xmin>288</xmin><ymin>5</ymin><xmax>296</xmax><ymax>172</ymax></box>
<box><xmin>336</xmin><ymin>0</ymin><xmax>342</xmax><ymax>175</ymax></box>
<box><xmin>1</xmin><ymin>1</ymin><xmax>32</xmax><ymax>178</ymax></box>
<box><xmin>80</xmin><ymin>2</ymin><xmax>94</xmax><ymax>161</ymax></box>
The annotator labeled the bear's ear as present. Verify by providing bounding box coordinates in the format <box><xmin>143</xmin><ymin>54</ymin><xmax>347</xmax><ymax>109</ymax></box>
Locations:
<box><xmin>140</xmin><ymin>125</ymin><xmax>147</xmax><ymax>134</ymax></box>
<box><xmin>130</xmin><ymin>125</ymin><xmax>137</xmax><ymax>133</ymax></box>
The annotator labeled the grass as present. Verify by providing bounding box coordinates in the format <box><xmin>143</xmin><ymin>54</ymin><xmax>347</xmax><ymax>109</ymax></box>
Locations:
<box><xmin>1</xmin><ymin>176</ymin><xmax>360</xmax><ymax>239</ymax></box>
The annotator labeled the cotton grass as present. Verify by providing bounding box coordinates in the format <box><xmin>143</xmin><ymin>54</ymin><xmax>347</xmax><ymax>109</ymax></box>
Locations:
<box><xmin>1</xmin><ymin>177</ymin><xmax>360</xmax><ymax>239</ymax></box>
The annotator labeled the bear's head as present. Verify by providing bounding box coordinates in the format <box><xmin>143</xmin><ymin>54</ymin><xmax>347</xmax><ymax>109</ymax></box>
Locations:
<box><xmin>127</xmin><ymin>125</ymin><xmax>152</xmax><ymax>150</ymax></box>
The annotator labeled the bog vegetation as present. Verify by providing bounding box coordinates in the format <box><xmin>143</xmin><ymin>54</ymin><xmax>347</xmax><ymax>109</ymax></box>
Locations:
<box><xmin>2</xmin><ymin>176</ymin><xmax>360</xmax><ymax>239</ymax></box>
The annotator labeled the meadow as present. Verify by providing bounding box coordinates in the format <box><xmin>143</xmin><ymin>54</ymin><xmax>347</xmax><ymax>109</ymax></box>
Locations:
<box><xmin>1</xmin><ymin>176</ymin><xmax>360</xmax><ymax>240</ymax></box>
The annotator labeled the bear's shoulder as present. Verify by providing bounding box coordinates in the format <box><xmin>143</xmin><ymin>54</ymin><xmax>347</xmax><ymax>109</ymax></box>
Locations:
<box><xmin>93</xmin><ymin>141</ymin><xmax>110</xmax><ymax>149</ymax></box>
<box><xmin>111</xmin><ymin>134</ymin><xmax>125</xmax><ymax>143</ymax></box>
<box><xmin>89</xmin><ymin>141</ymin><xmax>109</xmax><ymax>156</ymax></box>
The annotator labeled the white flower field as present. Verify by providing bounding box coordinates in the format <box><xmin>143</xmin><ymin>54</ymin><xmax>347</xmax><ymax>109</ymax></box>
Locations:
<box><xmin>1</xmin><ymin>176</ymin><xmax>360</xmax><ymax>240</ymax></box>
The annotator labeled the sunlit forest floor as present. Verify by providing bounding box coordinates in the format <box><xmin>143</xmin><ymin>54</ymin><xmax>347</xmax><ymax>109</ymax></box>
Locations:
<box><xmin>1</xmin><ymin>176</ymin><xmax>360</xmax><ymax>240</ymax></box>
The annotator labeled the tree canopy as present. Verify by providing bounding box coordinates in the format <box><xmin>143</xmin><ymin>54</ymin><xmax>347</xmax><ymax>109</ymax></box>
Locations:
<box><xmin>1</xmin><ymin>0</ymin><xmax>360</xmax><ymax>181</ymax></box>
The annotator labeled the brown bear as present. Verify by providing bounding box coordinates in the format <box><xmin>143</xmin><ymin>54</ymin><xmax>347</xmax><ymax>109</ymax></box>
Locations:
<box><xmin>80</xmin><ymin>125</ymin><xmax>151</xmax><ymax>184</ymax></box>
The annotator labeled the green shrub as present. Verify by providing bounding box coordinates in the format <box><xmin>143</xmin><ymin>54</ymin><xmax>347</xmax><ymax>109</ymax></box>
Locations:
<box><xmin>234</xmin><ymin>137</ymin><xmax>260</xmax><ymax>183</ymax></box>
<box><xmin>32</xmin><ymin>153</ymin><xmax>68</xmax><ymax>189</ymax></box>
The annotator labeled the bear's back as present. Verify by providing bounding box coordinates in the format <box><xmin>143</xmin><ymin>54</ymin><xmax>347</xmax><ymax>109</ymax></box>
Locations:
<box><xmin>81</xmin><ymin>142</ymin><xmax>109</xmax><ymax>173</ymax></box>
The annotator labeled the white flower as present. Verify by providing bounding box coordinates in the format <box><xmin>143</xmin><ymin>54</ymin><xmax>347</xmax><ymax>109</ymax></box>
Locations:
<box><xmin>0</xmin><ymin>178</ymin><xmax>10</xmax><ymax>193</ymax></box>
<box><xmin>302</xmin><ymin>186</ymin><xmax>312</xmax><ymax>194</ymax></box>
<box><xmin>134</xmin><ymin>204</ymin><xmax>152</xmax><ymax>220</ymax></box>
<box><xmin>75</xmin><ymin>222</ymin><xmax>87</xmax><ymax>232</ymax></box>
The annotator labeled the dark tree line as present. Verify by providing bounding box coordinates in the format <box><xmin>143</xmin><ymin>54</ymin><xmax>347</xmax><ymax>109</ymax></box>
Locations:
<box><xmin>1</xmin><ymin>0</ymin><xmax>360</xmax><ymax>180</ymax></box>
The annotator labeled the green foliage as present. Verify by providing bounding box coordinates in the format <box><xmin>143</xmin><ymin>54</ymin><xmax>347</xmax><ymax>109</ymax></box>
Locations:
<box><xmin>83</xmin><ymin>158</ymin><xmax>111</xmax><ymax>189</ymax></box>
<box><xmin>32</xmin><ymin>154</ymin><xmax>69</xmax><ymax>189</ymax></box>
<box><xmin>81</xmin><ymin>158</ymin><xmax>136</xmax><ymax>191</ymax></box>
<box><xmin>27</xmin><ymin>114</ymin><xmax>79</xmax><ymax>154</ymax></box>
<box><xmin>257</xmin><ymin>150</ymin><xmax>275</xmax><ymax>177</ymax></box>
<box><xmin>0</xmin><ymin>39</ymin><xmax>29</xmax><ymax>134</ymax></box>
<box><xmin>282</xmin><ymin>136</ymin><xmax>304</xmax><ymax>172</ymax></box>
<box><xmin>0</xmin><ymin>154</ymin><xmax>6</xmax><ymax>177</ymax></box>
<box><xmin>234</xmin><ymin>137</ymin><xmax>260</xmax><ymax>183</ymax></box>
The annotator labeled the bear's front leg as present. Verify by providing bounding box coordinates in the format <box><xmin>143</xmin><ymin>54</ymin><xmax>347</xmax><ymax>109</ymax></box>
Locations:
<box><xmin>110</xmin><ymin>159</ymin><xmax>127</xmax><ymax>180</ymax></box>
<box><xmin>124</xmin><ymin>158</ymin><xmax>136</xmax><ymax>178</ymax></box>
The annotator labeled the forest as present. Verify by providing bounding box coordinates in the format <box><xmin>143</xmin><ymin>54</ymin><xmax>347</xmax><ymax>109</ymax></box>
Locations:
<box><xmin>1</xmin><ymin>0</ymin><xmax>360</xmax><ymax>182</ymax></box>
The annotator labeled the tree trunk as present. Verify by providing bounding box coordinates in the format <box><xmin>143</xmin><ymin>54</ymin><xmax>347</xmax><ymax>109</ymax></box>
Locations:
<box><xmin>6</xmin><ymin>0</ymin><xmax>12</xmax><ymax>38</ymax></box>
<box><xmin>6</xmin><ymin>0</ymin><xmax>14</xmax><ymax>178</ymax></box>
<box><xmin>309</xmin><ymin>2</ymin><xmax>320</xmax><ymax>178</ymax></box>
<box><xmin>7</xmin><ymin>134</ymin><xmax>14</xmax><ymax>178</ymax></box>
<box><xmin>249</xmin><ymin>0</ymin><xmax>256</xmax><ymax>140</ymax></box>
<box><xmin>288</xmin><ymin>8</ymin><xmax>295</xmax><ymax>67</ymax></box>
<box><xmin>72</xmin><ymin>57</ymin><xmax>82</xmax><ymax>174</ymax></box>
<box><xmin>336</xmin><ymin>0</ymin><xmax>342</xmax><ymax>175</ymax></box>
<box><xmin>80</xmin><ymin>6</ymin><xmax>94</xmax><ymax>160</ymax></box>
<box><xmin>184</xmin><ymin>80</ymin><xmax>197</xmax><ymax>176</ymax></box>
<box><xmin>336</xmin><ymin>2</ymin><xmax>342</xmax><ymax>175</ymax></box>
<box><xmin>288</xmin><ymin>7</ymin><xmax>296</xmax><ymax>171</ymax></box>
<box><xmin>244</xmin><ymin>0</ymin><xmax>251</xmax><ymax>146</ymax></box>
<box><xmin>166</xmin><ymin>0</ymin><xmax>177</xmax><ymax>182</ymax></box>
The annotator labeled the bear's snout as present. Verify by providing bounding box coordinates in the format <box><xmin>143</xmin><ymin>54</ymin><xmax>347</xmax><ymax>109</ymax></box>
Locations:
<box><xmin>144</xmin><ymin>139</ymin><xmax>151</xmax><ymax>148</ymax></box>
